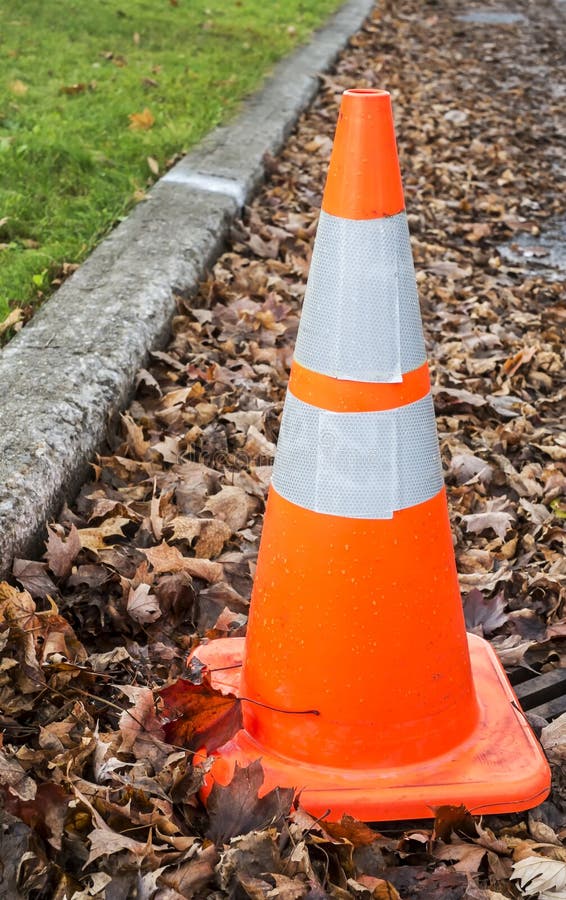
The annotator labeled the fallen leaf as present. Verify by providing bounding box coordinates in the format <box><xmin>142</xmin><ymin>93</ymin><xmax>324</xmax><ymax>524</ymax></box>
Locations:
<box><xmin>204</xmin><ymin>485</ymin><xmax>253</xmax><ymax>532</ymax></box>
<box><xmin>551</xmin><ymin>498</ymin><xmax>566</xmax><ymax>519</ymax></box>
<box><xmin>39</xmin><ymin>610</ymin><xmax>87</xmax><ymax>665</ymax></box>
<box><xmin>216</xmin><ymin>830</ymin><xmax>283</xmax><ymax>891</ymax></box>
<box><xmin>118</xmin><ymin>685</ymin><xmax>164</xmax><ymax>752</ymax></box>
<box><xmin>529</xmin><ymin>813</ymin><xmax>563</xmax><ymax>847</ymax></box>
<box><xmin>511</xmin><ymin>856</ymin><xmax>566</xmax><ymax>899</ymax></box>
<box><xmin>180</xmin><ymin>555</ymin><xmax>225</xmax><ymax>583</ymax></box>
<box><xmin>194</xmin><ymin>520</ymin><xmax>232</xmax><ymax>558</ymax></box>
<box><xmin>154</xmin><ymin>570</ymin><xmax>196</xmax><ymax>625</ymax></box>
<box><xmin>122</xmin><ymin>412</ymin><xmax>149</xmax><ymax>459</ymax></box>
<box><xmin>89</xmin><ymin>646</ymin><xmax>132</xmax><ymax>673</ymax></box>
<box><xmin>142</xmin><ymin>541</ymin><xmax>194</xmax><ymax>574</ymax></box>
<box><xmin>136</xmin><ymin>367</ymin><xmax>161</xmax><ymax>395</ymax></box>
<box><xmin>519</xmin><ymin>497</ymin><xmax>552</xmax><ymax>527</ymax></box>
<box><xmin>449</xmin><ymin>453</ymin><xmax>494</xmax><ymax>485</ymax></box>
<box><xmin>175</xmin><ymin>461</ymin><xmax>219</xmax><ymax>514</ymax></box>
<box><xmin>444</xmin><ymin>108</ymin><xmax>468</xmax><ymax>125</ymax></box>
<box><xmin>151</xmin><ymin>434</ymin><xmax>181</xmax><ymax>463</ymax></box>
<box><xmin>433</xmin><ymin>805</ymin><xmax>477</xmax><ymax>842</ymax></box>
<box><xmin>247</xmin><ymin>233</ymin><xmax>280</xmax><ymax>259</ymax></box>
<box><xmin>244</xmin><ymin>425</ymin><xmax>277</xmax><ymax>459</ymax></box>
<box><xmin>9</xmin><ymin>79</ymin><xmax>28</xmax><ymax>96</ymax></box>
<box><xmin>208</xmin><ymin>605</ymin><xmax>247</xmax><ymax>638</ymax></box>
<box><xmin>433</xmin><ymin>386</ymin><xmax>486</xmax><ymax>409</ymax></box>
<box><xmin>427</xmin><ymin>260</ymin><xmax>471</xmax><ymax>278</ymax></box>
<box><xmin>324</xmin><ymin>815</ymin><xmax>380</xmax><ymax>847</ymax></box>
<box><xmin>87</xmin><ymin>824</ymin><xmax>150</xmax><ymax>865</ymax></box>
<box><xmin>128</xmin><ymin>107</ymin><xmax>155</xmax><ymax>130</ymax></box>
<box><xmin>356</xmin><ymin>877</ymin><xmax>401</xmax><ymax>899</ymax></box>
<box><xmin>206</xmin><ymin>760</ymin><xmax>295</xmax><ymax>844</ymax></box>
<box><xmin>0</xmin><ymin>750</ymin><xmax>37</xmax><ymax>801</ymax></box>
<box><xmin>223</xmin><ymin>410</ymin><xmax>265</xmax><ymax>433</ymax></box>
<box><xmin>434</xmin><ymin>841</ymin><xmax>487</xmax><ymax>874</ymax></box>
<box><xmin>380</xmin><ymin>865</ymin><xmax>468</xmax><ymax>898</ymax></box>
<box><xmin>60</xmin><ymin>83</ymin><xmax>87</xmax><ymax>95</ymax></box>
<box><xmin>541</xmin><ymin>714</ymin><xmax>566</xmax><ymax>754</ymax></box>
<box><xmin>490</xmin><ymin>634</ymin><xmax>535</xmax><ymax>667</ymax></box>
<box><xmin>78</xmin><ymin>516</ymin><xmax>130</xmax><ymax>552</ymax></box>
<box><xmin>127</xmin><ymin>583</ymin><xmax>161</xmax><ymax>625</ymax></box>
<box><xmin>159</xmin><ymin>677</ymin><xmax>242</xmax><ymax>752</ymax></box>
<box><xmin>503</xmin><ymin>346</ymin><xmax>537</xmax><ymax>376</ymax></box>
<box><xmin>463</xmin><ymin>590</ymin><xmax>508</xmax><ymax>635</ymax></box>
<box><xmin>158</xmin><ymin>844</ymin><xmax>218</xmax><ymax>896</ymax></box>
<box><xmin>465</xmin><ymin>222</ymin><xmax>491</xmax><ymax>242</ymax></box>
<box><xmin>462</xmin><ymin>498</ymin><xmax>516</xmax><ymax>540</ymax></box>
<box><xmin>44</xmin><ymin>524</ymin><xmax>81</xmax><ymax>578</ymax></box>
<box><xmin>147</xmin><ymin>155</ymin><xmax>159</xmax><ymax>175</ymax></box>
<box><xmin>168</xmin><ymin>515</ymin><xmax>202</xmax><ymax>543</ymax></box>
<box><xmin>0</xmin><ymin>308</ymin><xmax>24</xmax><ymax>335</ymax></box>
<box><xmin>0</xmin><ymin>581</ymin><xmax>39</xmax><ymax>630</ymax></box>
<box><xmin>304</xmin><ymin>134</ymin><xmax>333</xmax><ymax>155</ymax></box>
<box><xmin>3</xmin><ymin>782</ymin><xmax>70</xmax><ymax>851</ymax></box>
<box><xmin>12</xmin><ymin>559</ymin><xmax>58</xmax><ymax>599</ymax></box>
<box><xmin>143</xmin><ymin>542</ymin><xmax>223</xmax><ymax>581</ymax></box>
<box><xmin>197</xmin><ymin>581</ymin><xmax>250</xmax><ymax>631</ymax></box>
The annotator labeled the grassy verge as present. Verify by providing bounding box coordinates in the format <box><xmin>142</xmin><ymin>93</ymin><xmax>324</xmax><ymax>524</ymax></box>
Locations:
<box><xmin>0</xmin><ymin>0</ymin><xmax>341</xmax><ymax>323</ymax></box>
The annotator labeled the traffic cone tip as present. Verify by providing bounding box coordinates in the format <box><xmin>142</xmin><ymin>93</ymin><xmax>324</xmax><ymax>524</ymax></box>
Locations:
<box><xmin>322</xmin><ymin>87</ymin><xmax>404</xmax><ymax>219</ymax></box>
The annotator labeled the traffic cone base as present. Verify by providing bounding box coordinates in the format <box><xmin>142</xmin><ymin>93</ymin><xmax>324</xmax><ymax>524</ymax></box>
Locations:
<box><xmin>192</xmin><ymin>633</ymin><xmax>550</xmax><ymax>821</ymax></box>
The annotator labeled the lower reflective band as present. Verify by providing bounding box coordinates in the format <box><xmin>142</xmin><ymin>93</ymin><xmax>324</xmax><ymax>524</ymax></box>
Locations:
<box><xmin>294</xmin><ymin>210</ymin><xmax>426</xmax><ymax>383</ymax></box>
<box><xmin>272</xmin><ymin>391</ymin><xmax>444</xmax><ymax>519</ymax></box>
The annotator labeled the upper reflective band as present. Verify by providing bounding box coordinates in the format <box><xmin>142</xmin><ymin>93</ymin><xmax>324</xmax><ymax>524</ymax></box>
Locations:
<box><xmin>294</xmin><ymin>211</ymin><xmax>426</xmax><ymax>384</ymax></box>
<box><xmin>272</xmin><ymin>390</ymin><xmax>444</xmax><ymax>519</ymax></box>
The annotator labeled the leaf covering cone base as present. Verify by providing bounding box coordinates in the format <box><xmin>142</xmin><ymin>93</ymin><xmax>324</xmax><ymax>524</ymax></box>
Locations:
<box><xmin>190</xmin><ymin>89</ymin><xmax>550</xmax><ymax>820</ymax></box>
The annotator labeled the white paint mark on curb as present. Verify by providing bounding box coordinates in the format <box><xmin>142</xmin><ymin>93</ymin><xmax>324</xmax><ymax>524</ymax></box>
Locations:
<box><xmin>162</xmin><ymin>169</ymin><xmax>247</xmax><ymax>208</ymax></box>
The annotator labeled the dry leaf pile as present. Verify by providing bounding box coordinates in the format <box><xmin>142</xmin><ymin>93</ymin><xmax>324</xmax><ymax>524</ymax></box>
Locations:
<box><xmin>1</xmin><ymin>0</ymin><xmax>565</xmax><ymax>897</ymax></box>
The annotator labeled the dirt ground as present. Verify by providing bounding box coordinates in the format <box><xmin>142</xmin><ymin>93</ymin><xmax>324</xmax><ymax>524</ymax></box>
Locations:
<box><xmin>1</xmin><ymin>0</ymin><xmax>565</xmax><ymax>897</ymax></box>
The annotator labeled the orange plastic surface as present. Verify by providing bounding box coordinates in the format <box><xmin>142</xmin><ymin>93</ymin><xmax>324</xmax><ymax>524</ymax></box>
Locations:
<box><xmin>322</xmin><ymin>90</ymin><xmax>405</xmax><ymax>219</ymax></box>
<box><xmin>242</xmin><ymin>487</ymin><xmax>478</xmax><ymax>769</ymax></box>
<box><xmin>192</xmin><ymin>634</ymin><xmax>550</xmax><ymax>820</ymax></box>
<box><xmin>289</xmin><ymin>360</ymin><xmax>430</xmax><ymax>412</ymax></box>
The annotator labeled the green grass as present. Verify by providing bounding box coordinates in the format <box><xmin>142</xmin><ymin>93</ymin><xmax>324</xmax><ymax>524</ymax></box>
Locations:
<box><xmin>0</xmin><ymin>0</ymin><xmax>341</xmax><ymax>322</ymax></box>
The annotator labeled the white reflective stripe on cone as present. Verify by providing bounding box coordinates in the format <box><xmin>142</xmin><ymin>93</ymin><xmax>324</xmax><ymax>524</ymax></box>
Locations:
<box><xmin>272</xmin><ymin>391</ymin><xmax>444</xmax><ymax>519</ymax></box>
<box><xmin>294</xmin><ymin>210</ymin><xmax>426</xmax><ymax>384</ymax></box>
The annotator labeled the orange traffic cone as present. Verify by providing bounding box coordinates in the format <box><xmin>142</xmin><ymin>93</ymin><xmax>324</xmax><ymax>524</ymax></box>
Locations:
<box><xmin>192</xmin><ymin>89</ymin><xmax>550</xmax><ymax>820</ymax></box>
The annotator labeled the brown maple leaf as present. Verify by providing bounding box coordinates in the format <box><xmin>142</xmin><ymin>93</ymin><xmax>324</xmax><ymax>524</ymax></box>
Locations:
<box><xmin>44</xmin><ymin>524</ymin><xmax>81</xmax><ymax>578</ymax></box>
<box><xmin>142</xmin><ymin>541</ymin><xmax>223</xmax><ymax>582</ymax></box>
<box><xmin>206</xmin><ymin>759</ymin><xmax>295</xmax><ymax>844</ymax></box>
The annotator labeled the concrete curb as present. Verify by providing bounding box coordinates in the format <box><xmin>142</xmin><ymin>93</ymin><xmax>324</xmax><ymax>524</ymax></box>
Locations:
<box><xmin>0</xmin><ymin>0</ymin><xmax>375</xmax><ymax>576</ymax></box>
